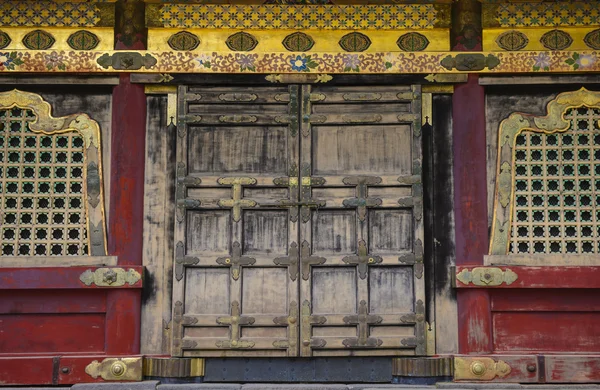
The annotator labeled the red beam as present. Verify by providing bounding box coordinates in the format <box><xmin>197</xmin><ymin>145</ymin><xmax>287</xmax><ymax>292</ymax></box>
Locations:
<box><xmin>453</xmin><ymin>74</ymin><xmax>492</xmax><ymax>353</ymax></box>
<box><xmin>0</xmin><ymin>355</ymin><xmax>141</xmax><ymax>385</ymax></box>
<box><xmin>0</xmin><ymin>267</ymin><xmax>143</xmax><ymax>289</ymax></box>
<box><xmin>456</xmin><ymin>266</ymin><xmax>600</xmax><ymax>289</ymax></box>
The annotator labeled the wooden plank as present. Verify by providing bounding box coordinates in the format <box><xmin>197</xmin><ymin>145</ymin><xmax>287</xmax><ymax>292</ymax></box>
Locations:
<box><xmin>0</xmin><ymin>290</ymin><xmax>107</xmax><ymax>314</ymax></box>
<box><xmin>479</xmin><ymin>75</ymin><xmax>600</xmax><ymax>85</ymax></box>
<box><xmin>455</xmin><ymin>266</ymin><xmax>600</xmax><ymax>289</ymax></box>
<box><xmin>0</xmin><ymin>357</ymin><xmax>55</xmax><ymax>385</ymax></box>
<box><xmin>453</xmin><ymin>74</ymin><xmax>491</xmax><ymax>354</ymax></box>
<box><xmin>0</xmin><ymin>267</ymin><xmax>144</xmax><ymax>289</ymax></box>
<box><xmin>105</xmin><ymin>290</ymin><xmax>141</xmax><ymax>354</ymax></box>
<box><xmin>545</xmin><ymin>355</ymin><xmax>600</xmax><ymax>383</ymax></box>
<box><xmin>0</xmin><ymin>314</ymin><xmax>106</xmax><ymax>354</ymax></box>
<box><xmin>485</xmin><ymin>254</ymin><xmax>600</xmax><ymax>267</ymax></box>
<box><xmin>493</xmin><ymin>312</ymin><xmax>600</xmax><ymax>352</ymax></box>
<box><xmin>491</xmin><ymin>289</ymin><xmax>600</xmax><ymax>312</ymax></box>
<box><xmin>0</xmin><ymin>256</ymin><xmax>117</xmax><ymax>268</ymax></box>
<box><xmin>429</xmin><ymin>94</ymin><xmax>458</xmax><ymax>354</ymax></box>
<box><xmin>0</xmin><ymin>355</ymin><xmax>143</xmax><ymax>385</ymax></box>
<box><xmin>141</xmin><ymin>95</ymin><xmax>176</xmax><ymax>355</ymax></box>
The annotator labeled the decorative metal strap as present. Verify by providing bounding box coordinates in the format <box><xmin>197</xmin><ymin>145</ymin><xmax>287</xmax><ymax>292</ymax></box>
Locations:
<box><xmin>342</xmin><ymin>240</ymin><xmax>382</xmax><ymax>279</ymax></box>
<box><xmin>342</xmin><ymin>176</ymin><xmax>382</xmax><ymax>221</ymax></box>
<box><xmin>217</xmin><ymin>177</ymin><xmax>257</xmax><ymax>222</ymax></box>
<box><xmin>216</xmin><ymin>301</ymin><xmax>256</xmax><ymax>349</ymax></box>
<box><xmin>216</xmin><ymin>242</ymin><xmax>256</xmax><ymax>280</ymax></box>
<box><xmin>342</xmin><ymin>300</ymin><xmax>383</xmax><ymax>348</ymax></box>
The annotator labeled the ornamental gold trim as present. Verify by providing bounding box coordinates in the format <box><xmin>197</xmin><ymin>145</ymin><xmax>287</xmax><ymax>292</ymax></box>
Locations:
<box><xmin>489</xmin><ymin>88</ymin><xmax>600</xmax><ymax>255</ymax></box>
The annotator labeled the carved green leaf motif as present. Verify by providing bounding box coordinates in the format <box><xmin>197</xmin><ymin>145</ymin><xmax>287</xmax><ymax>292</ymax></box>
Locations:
<box><xmin>226</xmin><ymin>32</ymin><xmax>258</xmax><ymax>52</ymax></box>
<box><xmin>540</xmin><ymin>29</ymin><xmax>573</xmax><ymax>50</ymax></box>
<box><xmin>339</xmin><ymin>32</ymin><xmax>371</xmax><ymax>52</ymax></box>
<box><xmin>396</xmin><ymin>32</ymin><xmax>429</xmax><ymax>52</ymax></box>
<box><xmin>496</xmin><ymin>30</ymin><xmax>529</xmax><ymax>51</ymax></box>
<box><xmin>0</xmin><ymin>30</ymin><xmax>11</xmax><ymax>50</ymax></box>
<box><xmin>67</xmin><ymin>30</ymin><xmax>100</xmax><ymax>50</ymax></box>
<box><xmin>282</xmin><ymin>32</ymin><xmax>315</xmax><ymax>52</ymax></box>
<box><xmin>22</xmin><ymin>30</ymin><xmax>55</xmax><ymax>50</ymax></box>
<box><xmin>584</xmin><ymin>29</ymin><xmax>600</xmax><ymax>50</ymax></box>
<box><xmin>168</xmin><ymin>31</ymin><xmax>201</xmax><ymax>51</ymax></box>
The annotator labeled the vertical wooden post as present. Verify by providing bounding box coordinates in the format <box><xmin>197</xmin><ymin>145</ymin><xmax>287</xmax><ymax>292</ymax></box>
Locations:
<box><xmin>453</xmin><ymin>75</ymin><xmax>492</xmax><ymax>354</ymax></box>
<box><xmin>105</xmin><ymin>0</ymin><xmax>147</xmax><ymax>355</ymax></box>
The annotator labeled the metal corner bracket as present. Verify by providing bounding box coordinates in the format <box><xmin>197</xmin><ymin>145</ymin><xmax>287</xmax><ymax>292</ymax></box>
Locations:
<box><xmin>454</xmin><ymin>356</ymin><xmax>511</xmax><ymax>381</ymax></box>
<box><xmin>79</xmin><ymin>267</ymin><xmax>142</xmax><ymax>287</ymax></box>
<box><xmin>455</xmin><ymin>267</ymin><xmax>518</xmax><ymax>287</ymax></box>
<box><xmin>85</xmin><ymin>357</ymin><xmax>143</xmax><ymax>381</ymax></box>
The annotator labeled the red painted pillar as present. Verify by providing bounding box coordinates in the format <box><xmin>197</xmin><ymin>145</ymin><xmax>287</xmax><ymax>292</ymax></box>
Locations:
<box><xmin>105</xmin><ymin>74</ymin><xmax>146</xmax><ymax>355</ymax></box>
<box><xmin>104</xmin><ymin>1</ymin><xmax>148</xmax><ymax>355</ymax></box>
<box><xmin>453</xmin><ymin>74</ymin><xmax>493</xmax><ymax>354</ymax></box>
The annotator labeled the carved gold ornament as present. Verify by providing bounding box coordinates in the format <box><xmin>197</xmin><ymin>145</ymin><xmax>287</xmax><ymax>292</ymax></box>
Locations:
<box><xmin>85</xmin><ymin>357</ymin><xmax>142</xmax><ymax>381</ymax></box>
<box><xmin>456</xmin><ymin>267</ymin><xmax>518</xmax><ymax>287</ymax></box>
<box><xmin>454</xmin><ymin>357</ymin><xmax>511</xmax><ymax>381</ymax></box>
<box><xmin>79</xmin><ymin>268</ymin><xmax>142</xmax><ymax>287</ymax></box>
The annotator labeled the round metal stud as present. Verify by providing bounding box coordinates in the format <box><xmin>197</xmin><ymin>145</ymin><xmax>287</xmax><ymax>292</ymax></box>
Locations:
<box><xmin>470</xmin><ymin>361</ymin><xmax>486</xmax><ymax>376</ymax></box>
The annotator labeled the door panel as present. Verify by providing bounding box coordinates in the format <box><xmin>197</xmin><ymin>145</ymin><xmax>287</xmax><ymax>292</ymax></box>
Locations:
<box><xmin>298</xmin><ymin>85</ymin><xmax>425</xmax><ymax>356</ymax></box>
<box><xmin>172</xmin><ymin>85</ymin><xmax>300</xmax><ymax>357</ymax></box>
<box><xmin>173</xmin><ymin>84</ymin><xmax>425</xmax><ymax>357</ymax></box>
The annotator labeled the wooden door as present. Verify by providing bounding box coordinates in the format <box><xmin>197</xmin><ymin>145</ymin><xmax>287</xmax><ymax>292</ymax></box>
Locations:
<box><xmin>173</xmin><ymin>84</ymin><xmax>425</xmax><ymax>357</ymax></box>
<box><xmin>298</xmin><ymin>85</ymin><xmax>425</xmax><ymax>356</ymax></box>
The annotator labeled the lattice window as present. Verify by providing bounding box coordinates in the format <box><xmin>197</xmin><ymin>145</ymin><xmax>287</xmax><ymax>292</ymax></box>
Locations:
<box><xmin>1</xmin><ymin>107</ymin><xmax>88</xmax><ymax>256</ymax></box>
<box><xmin>490</xmin><ymin>89</ymin><xmax>600</xmax><ymax>256</ymax></box>
<box><xmin>0</xmin><ymin>90</ymin><xmax>107</xmax><ymax>257</ymax></box>
<box><xmin>509</xmin><ymin>107</ymin><xmax>600</xmax><ymax>254</ymax></box>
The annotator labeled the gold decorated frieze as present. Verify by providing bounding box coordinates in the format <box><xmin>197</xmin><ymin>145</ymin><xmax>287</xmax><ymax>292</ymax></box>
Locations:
<box><xmin>0</xmin><ymin>50</ymin><xmax>600</xmax><ymax>74</ymax></box>
<box><xmin>147</xmin><ymin>28</ymin><xmax>450</xmax><ymax>53</ymax></box>
<box><xmin>147</xmin><ymin>3</ymin><xmax>450</xmax><ymax>31</ymax></box>
<box><xmin>484</xmin><ymin>27</ymin><xmax>600</xmax><ymax>52</ymax></box>
<box><xmin>0</xmin><ymin>27</ymin><xmax>113</xmax><ymax>51</ymax></box>
<box><xmin>483</xmin><ymin>2</ymin><xmax>600</xmax><ymax>29</ymax></box>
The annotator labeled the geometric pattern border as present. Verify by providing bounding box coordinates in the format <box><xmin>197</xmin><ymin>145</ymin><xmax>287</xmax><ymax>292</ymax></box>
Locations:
<box><xmin>151</xmin><ymin>4</ymin><xmax>450</xmax><ymax>30</ymax></box>
<box><xmin>483</xmin><ymin>2</ymin><xmax>600</xmax><ymax>28</ymax></box>
<box><xmin>0</xmin><ymin>50</ymin><xmax>600</xmax><ymax>74</ymax></box>
<box><xmin>0</xmin><ymin>1</ymin><xmax>113</xmax><ymax>27</ymax></box>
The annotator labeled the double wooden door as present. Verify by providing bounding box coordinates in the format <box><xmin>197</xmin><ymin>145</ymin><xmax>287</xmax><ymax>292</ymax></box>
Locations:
<box><xmin>172</xmin><ymin>83</ymin><xmax>425</xmax><ymax>357</ymax></box>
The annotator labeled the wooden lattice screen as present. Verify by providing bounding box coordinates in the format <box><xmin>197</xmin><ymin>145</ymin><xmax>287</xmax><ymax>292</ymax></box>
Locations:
<box><xmin>490</xmin><ymin>88</ymin><xmax>600</xmax><ymax>256</ymax></box>
<box><xmin>0</xmin><ymin>90</ymin><xmax>107</xmax><ymax>257</ymax></box>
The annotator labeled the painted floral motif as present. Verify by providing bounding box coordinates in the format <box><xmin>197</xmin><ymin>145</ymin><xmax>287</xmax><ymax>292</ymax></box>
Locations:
<box><xmin>196</xmin><ymin>53</ymin><xmax>211</xmax><ymax>69</ymax></box>
<box><xmin>44</xmin><ymin>51</ymin><xmax>66</xmax><ymax>70</ymax></box>
<box><xmin>566</xmin><ymin>53</ymin><xmax>596</xmax><ymax>70</ymax></box>
<box><xmin>0</xmin><ymin>50</ymin><xmax>598</xmax><ymax>75</ymax></box>
<box><xmin>342</xmin><ymin>54</ymin><xmax>360</xmax><ymax>72</ymax></box>
<box><xmin>236</xmin><ymin>54</ymin><xmax>257</xmax><ymax>72</ymax></box>
<box><xmin>532</xmin><ymin>52</ymin><xmax>551</xmax><ymax>71</ymax></box>
<box><xmin>0</xmin><ymin>52</ymin><xmax>24</xmax><ymax>70</ymax></box>
<box><xmin>289</xmin><ymin>54</ymin><xmax>318</xmax><ymax>72</ymax></box>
